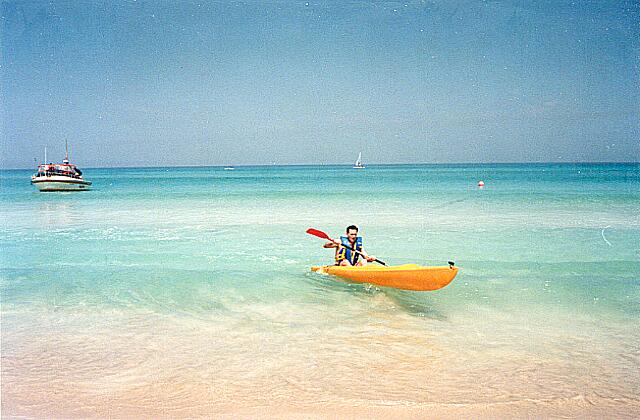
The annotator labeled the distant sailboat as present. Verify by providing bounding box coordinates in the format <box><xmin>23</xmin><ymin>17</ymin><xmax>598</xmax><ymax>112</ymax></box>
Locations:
<box><xmin>353</xmin><ymin>152</ymin><xmax>365</xmax><ymax>169</ymax></box>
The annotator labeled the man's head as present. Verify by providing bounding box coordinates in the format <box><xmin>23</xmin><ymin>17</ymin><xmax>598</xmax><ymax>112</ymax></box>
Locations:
<box><xmin>346</xmin><ymin>225</ymin><xmax>358</xmax><ymax>241</ymax></box>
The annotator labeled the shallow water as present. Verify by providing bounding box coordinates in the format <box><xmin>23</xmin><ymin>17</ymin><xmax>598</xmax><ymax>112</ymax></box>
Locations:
<box><xmin>1</xmin><ymin>163</ymin><xmax>639</xmax><ymax>417</ymax></box>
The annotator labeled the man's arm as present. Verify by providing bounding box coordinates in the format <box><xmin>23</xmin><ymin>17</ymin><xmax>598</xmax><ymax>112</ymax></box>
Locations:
<box><xmin>360</xmin><ymin>247</ymin><xmax>376</xmax><ymax>262</ymax></box>
<box><xmin>323</xmin><ymin>240</ymin><xmax>340</xmax><ymax>249</ymax></box>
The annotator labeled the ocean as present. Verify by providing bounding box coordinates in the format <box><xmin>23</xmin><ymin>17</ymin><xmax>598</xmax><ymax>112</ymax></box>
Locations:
<box><xmin>1</xmin><ymin>163</ymin><xmax>639</xmax><ymax>417</ymax></box>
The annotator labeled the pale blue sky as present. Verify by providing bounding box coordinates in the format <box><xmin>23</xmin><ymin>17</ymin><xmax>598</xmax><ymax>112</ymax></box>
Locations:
<box><xmin>2</xmin><ymin>0</ymin><xmax>639</xmax><ymax>168</ymax></box>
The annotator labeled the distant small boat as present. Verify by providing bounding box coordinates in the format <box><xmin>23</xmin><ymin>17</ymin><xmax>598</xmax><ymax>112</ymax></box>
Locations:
<box><xmin>31</xmin><ymin>142</ymin><xmax>92</xmax><ymax>192</ymax></box>
<box><xmin>223</xmin><ymin>166</ymin><xmax>235</xmax><ymax>170</ymax></box>
<box><xmin>353</xmin><ymin>152</ymin><xmax>365</xmax><ymax>169</ymax></box>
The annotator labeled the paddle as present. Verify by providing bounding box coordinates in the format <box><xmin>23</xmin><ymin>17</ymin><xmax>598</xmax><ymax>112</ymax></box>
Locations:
<box><xmin>306</xmin><ymin>228</ymin><xmax>387</xmax><ymax>266</ymax></box>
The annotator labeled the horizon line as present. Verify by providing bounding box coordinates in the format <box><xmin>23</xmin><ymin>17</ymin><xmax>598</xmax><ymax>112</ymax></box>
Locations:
<box><xmin>2</xmin><ymin>161</ymin><xmax>639</xmax><ymax>171</ymax></box>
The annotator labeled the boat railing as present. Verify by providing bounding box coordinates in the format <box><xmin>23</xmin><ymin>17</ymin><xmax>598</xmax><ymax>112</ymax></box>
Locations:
<box><xmin>35</xmin><ymin>169</ymin><xmax>83</xmax><ymax>179</ymax></box>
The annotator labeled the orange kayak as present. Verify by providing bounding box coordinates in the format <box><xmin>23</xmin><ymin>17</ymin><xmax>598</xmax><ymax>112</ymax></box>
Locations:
<box><xmin>310</xmin><ymin>263</ymin><xmax>458</xmax><ymax>291</ymax></box>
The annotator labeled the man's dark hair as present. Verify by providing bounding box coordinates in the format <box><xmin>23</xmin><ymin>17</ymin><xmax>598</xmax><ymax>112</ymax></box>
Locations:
<box><xmin>346</xmin><ymin>225</ymin><xmax>358</xmax><ymax>233</ymax></box>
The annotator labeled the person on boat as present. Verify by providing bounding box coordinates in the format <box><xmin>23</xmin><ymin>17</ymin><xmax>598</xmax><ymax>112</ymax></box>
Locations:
<box><xmin>323</xmin><ymin>225</ymin><xmax>376</xmax><ymax>266</ymax></box>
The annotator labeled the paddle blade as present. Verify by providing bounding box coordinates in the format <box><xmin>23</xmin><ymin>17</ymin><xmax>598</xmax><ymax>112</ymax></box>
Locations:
<box><xmin>306</xmin><ymin>228</ymin><xmax>331</xmax><ymax>241</ymax></box>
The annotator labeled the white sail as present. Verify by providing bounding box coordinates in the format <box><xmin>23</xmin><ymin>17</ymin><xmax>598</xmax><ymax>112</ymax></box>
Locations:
<box><xmin>353</xmin><ymin>152</ymin><xmax>365</xmax><ymax>169</ymax></box>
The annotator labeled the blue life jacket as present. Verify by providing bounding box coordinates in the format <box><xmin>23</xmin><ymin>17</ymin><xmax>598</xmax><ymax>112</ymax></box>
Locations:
<box><xmin>336</xmin><ymin>236</ymin><xmax>363</xmax><ymax>265</ymax></box>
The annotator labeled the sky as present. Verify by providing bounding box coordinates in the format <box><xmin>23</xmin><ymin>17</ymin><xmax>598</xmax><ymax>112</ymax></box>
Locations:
<box><xmin>1</xmin><ymin>0</ymin><xmax>639</xmax><ymax>168</ymax></box>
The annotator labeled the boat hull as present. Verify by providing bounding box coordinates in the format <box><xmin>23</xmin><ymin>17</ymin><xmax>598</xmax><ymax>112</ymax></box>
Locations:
<box><xmin>311</xmin><ymin>264</ymin><xmax>458</xmax><ymax>291</ymax></box>
<box><xmin>31</xmin><ymin>177</ymin><xmax>92</xmax><ymax>192</ymax></box>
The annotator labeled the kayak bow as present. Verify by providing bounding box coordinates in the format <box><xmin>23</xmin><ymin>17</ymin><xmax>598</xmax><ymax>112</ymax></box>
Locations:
<box><xmin>310</xmin><ymin>263</ymin><xmax>458</xmax><ymax>291</ymax></box>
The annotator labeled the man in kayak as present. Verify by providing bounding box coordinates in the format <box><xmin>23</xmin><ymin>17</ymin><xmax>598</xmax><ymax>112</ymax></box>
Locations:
<box><xmin>323</xmin><ymin>225</ymin><xmax>377</xmax><ymax>266</ymax></box>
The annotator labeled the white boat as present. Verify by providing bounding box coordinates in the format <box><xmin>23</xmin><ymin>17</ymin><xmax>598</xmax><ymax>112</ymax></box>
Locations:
<box><xmin>223</xmin><ymin>166</ymin><xmax>235</xmax><ymax>170</ymax></box>
<box><xmin>353</xmin><ymin>152</ymin><xmax>365</xmax><ymax>169</ymax></box>
<box><xmin>31</xmin><ymin>143</ymin><xmax>92</xmax><ymax>192</ymax></box>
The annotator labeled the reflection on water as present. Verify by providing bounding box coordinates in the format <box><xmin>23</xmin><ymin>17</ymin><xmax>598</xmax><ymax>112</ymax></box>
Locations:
<box><xmin>36</xmin><ymin>201</ymin><xmax>77</xmax><ymax>229</ymax></box>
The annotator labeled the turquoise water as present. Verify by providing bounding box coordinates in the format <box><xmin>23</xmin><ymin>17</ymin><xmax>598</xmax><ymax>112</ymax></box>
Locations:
<box><xmin>1</xmin><ymin>163</ymin><xmax>639</xmax><ymax>416</ymax></box>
